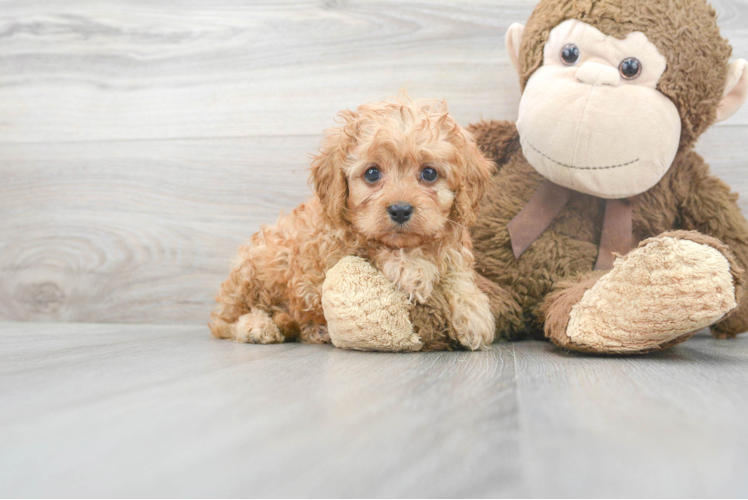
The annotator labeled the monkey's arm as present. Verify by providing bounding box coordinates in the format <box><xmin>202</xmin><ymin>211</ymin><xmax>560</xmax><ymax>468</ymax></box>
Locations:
<box><xmin>677</xmin><ymin>153</ymin><xmax>748</xmax><ymax>337</ymax></box>
<box><xmin>467</xmin><ymin>120</ymin><xmax>521</xmax><ymax>171</ymax></box>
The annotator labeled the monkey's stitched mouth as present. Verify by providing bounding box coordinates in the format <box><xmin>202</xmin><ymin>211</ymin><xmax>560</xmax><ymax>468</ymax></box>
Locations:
<box><xmin>524</xmin><ymin>139</ymin><xmax>639</xmax><ymax>170</ymax></box>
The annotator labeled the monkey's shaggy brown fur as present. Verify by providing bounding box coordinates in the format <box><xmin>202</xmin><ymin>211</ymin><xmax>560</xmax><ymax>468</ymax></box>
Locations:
<box><xmin>470</xmin><ymin>120</ymin><xmax>748</xmax><ymax>344</ymax></box>
<box><xmin>410</xmin><ymin>288</ymin><xmax>462</xmax><ymax>351</ymax></box>
<box><xmin>467</xmin><ymin>0</ymin><xmax>748</xmax><ymax>350</ymax></box>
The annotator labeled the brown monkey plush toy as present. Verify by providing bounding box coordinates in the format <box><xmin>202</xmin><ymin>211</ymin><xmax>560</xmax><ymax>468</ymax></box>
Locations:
<box><xmin>469</xmin><ymin>0</ymin><xmax>748</xmax><ymax>353</ymax></box>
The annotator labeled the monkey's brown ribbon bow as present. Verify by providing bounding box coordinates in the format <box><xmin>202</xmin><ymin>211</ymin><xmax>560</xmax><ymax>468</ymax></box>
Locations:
<box><xmin>506</xmin><ymin>179</ymin><xmax>633</xmax><ymax>271</ymax></box>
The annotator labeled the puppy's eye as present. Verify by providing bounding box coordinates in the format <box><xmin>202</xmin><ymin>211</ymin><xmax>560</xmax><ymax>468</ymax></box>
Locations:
<box><xmin>561</xmin><ymin>43</ymin><xmax>579</xmax><ymax>65</ymax></box>
<box><xmin>364</xmin><ymin>167</ymin><xmax>381</xmax><ymax>183</ymax></box>
<box><xmin>420</xmin><ymin>167</ymin><xmax>438</xmax><ymax>182</ymax></box>
<box><xmin>619</xmin><ymin>57</ymin><xmax>642</xmax><ymax>80</ymax></box>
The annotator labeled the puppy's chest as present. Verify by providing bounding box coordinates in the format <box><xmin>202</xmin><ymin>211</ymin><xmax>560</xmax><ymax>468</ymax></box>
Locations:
<box><xmin>370</xmin><ymin>250</ymin><xmax>441</xmax><ymax>304</ymax></box>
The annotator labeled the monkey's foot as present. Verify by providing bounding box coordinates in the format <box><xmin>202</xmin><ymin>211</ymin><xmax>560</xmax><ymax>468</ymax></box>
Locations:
<box><xmin>552</xmin><ymin>231</ymin><xmax>741</xmax><ymax>354</ymax></box>
<box><xmin>322</xmin><ymin>256</ymin><xmax>423</xmax><ymax>352</ymax></box>
<box><xmin>232</xmin><ymin>310</ymin><xmax>285</xmax><ymax>344</ymax></box>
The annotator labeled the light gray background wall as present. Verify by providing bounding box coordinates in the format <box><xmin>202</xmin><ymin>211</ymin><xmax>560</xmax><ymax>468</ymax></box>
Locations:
<box><xmin>2</xmin><ymin>0</ymin><xmax>747</xmax><ymax>325</ymax></box>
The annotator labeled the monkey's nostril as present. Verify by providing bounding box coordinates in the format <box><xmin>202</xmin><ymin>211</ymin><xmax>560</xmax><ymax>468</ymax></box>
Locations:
<box><xmin>388</xmin><ymin>202</ymin><xmax>413</xmax><ymax>224</ymax></box>
<box><xmin>575</xmin><ymin>61</ymin><xmax>620</xmax><ymax>87</ymax></box>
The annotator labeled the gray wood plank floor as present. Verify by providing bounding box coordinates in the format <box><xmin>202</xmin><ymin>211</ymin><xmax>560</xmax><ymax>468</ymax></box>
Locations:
<box><xmin>2</xmin><ymin>321</ymin><xmax>748</xmax><ymax>498</ymax></box>
<box><xmin>2</xmin><ymin>0</ymin><xmax>748</xmax><ymax>325</ymax></box>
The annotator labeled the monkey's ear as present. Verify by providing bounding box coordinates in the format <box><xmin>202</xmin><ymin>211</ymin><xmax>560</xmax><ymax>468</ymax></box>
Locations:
<box><xmin>505</xmin><ymin>23</ymin><xmax>525</xmax><ymax>75</ymax></box>
<box><xmin>716</xmin><ymin>59</ymin><xmax>748</xmax><ymax>123</ymax></box>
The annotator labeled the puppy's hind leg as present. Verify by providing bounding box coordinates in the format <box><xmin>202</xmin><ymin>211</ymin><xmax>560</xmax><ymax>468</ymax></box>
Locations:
<box><xmin>211</xmin><ymin>309</ymin><xmax>285</xmax><ymax>344</ymax></box>
<box><xmin>209</xmin><ymin>239</ymin><xmax>289</xmax><ymax>343</ymax></box>
<box><xmin>300</xmin><ymin>323</ymin><xmax>330</xmax><ymax>344</ymax></box>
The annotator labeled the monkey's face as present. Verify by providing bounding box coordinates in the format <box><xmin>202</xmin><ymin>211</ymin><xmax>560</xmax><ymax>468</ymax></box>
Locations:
<box><xmin>516</xmin><ymin>20</ymin><xmax>681</xmax><ymax>199</ymax></box>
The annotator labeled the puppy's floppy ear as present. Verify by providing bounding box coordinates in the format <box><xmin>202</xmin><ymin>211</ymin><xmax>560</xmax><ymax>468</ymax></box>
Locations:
<box><xmin>452</xmin><ymin>132</ymin><xmax>496</xmax><ymax>227</ymax></box>
<box><xmin>310</xmin><ymin>113</ymin><xmax>357</xmax><ymax>225</ymax></box>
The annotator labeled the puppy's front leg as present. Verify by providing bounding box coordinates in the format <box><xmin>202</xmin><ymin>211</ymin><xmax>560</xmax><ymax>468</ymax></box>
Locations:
<box><xmin>443</xmin><ymin>256</ymin><xmax>495</xmax><ymax>350</ymax></box>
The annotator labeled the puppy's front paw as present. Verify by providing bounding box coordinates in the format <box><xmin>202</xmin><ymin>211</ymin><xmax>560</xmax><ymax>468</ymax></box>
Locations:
<box><xmin>451</xmin><ymin>294</ymin><xmax>495</xmax><ymax>350</ymax></box>
<box><xmin>301</xmin><ymin>324</ymin><xmax>330</xmax><ymax>344</ymax></box>
<box><xmin>233</xmin><ymin>310</ymin><xmax>285</xmax><ymax>344</ymax></box>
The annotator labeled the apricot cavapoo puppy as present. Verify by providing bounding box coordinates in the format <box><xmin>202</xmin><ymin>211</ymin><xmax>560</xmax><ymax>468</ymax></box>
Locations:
<box><xmin>210</xmin><ymin>98</ymin><xmax>496</xmax><ymax>350</ymax></box>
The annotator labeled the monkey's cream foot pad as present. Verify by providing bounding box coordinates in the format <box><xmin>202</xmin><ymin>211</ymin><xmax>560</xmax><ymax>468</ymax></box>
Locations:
<box><xmin>565</xmin><ymin>233</ymin><xmax>739</xmax><ymax>354</ymax></box>
<box><xmin>322</xmin><ymin>256</ymin><xmax>422</xmax><ymax>352</ymax></box>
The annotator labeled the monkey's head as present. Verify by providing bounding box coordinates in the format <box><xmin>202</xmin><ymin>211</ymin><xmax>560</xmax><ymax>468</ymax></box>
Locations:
<box><xmin>508</xmin><ymin>0</ymin><xmax>748</xmax><ymax>199</ymax></box>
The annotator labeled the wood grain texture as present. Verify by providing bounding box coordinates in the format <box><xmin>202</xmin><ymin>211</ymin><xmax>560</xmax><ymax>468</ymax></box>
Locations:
<box><xmin>0</xmin><ymin>0</ymin><xmax>529</xmax><ymax>144</ymax></box>
<box><xmin>0</xmin><ymin>0</ymin><xmax>746</xmax><ymax>145</ymax></box>
<box><xmin>0</xmin><ymin>321</ymin><xmax>522</xmax><ymax>498</ymax></box>
<box><xmin>0</xmin><ymin>136</ymin><xmax>314</xmax><ymax>323</ymax></box>
<box><xmin>513</xmin><ymin>338</ymin><xmax>748</xmax><ymax>498</ymax></box>
<box><xmin>1</xmin><ymin>0</ymin><xmax>747</xmax><ymax>324</ymax></box>
<box><xmin>2</xmin><ymin>321</ymin><xmax>748</xmax><ymax>497</ymax></box>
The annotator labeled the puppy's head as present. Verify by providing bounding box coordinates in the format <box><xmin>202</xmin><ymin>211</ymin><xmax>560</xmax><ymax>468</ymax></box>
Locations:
<box><xmin>310</xmin><ymin>98</ymin><xmax>494</xmax><ymax>248</ymax></box>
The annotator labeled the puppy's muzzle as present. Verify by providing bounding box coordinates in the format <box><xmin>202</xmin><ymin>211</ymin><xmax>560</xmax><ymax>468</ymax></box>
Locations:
<box><xmin>387</xmin><ymin>202</ymin><xmax>413</xmax><ymax>224</ymax></box>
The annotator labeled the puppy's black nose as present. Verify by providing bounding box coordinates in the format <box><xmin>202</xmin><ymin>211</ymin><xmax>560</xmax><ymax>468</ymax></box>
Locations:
<box><xmin>388</xmin><ymin>202</ymin><xmax>413</xmax><ymax>224</ymax></box>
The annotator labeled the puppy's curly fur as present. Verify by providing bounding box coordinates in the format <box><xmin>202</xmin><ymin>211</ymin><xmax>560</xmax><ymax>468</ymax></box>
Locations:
<box><xmin>209</xmin><ymin>98</ymin><xmax>496</xmax><ymax>350</ymax></box>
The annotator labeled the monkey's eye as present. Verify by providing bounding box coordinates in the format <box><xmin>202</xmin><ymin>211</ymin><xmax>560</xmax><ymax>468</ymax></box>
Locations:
<box><xmin>561</xmin><ymin>43</ymin><xmax>580</xmax><ymax>65</ymax></box>
<box><xmin>619</xmin><ymin>57</ymin><xmax>642</xmax><ymax>80</ymax></box>
<box><xmin>364</xmin><ymin>166</ymin><xmax>381</xmax><ymax>183</ymax></box>
<box><xmin>420</xmin><ymin>167</ymin><xmax>438</xmax><ymax>182</ymax></box>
